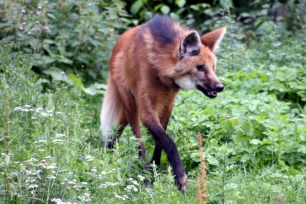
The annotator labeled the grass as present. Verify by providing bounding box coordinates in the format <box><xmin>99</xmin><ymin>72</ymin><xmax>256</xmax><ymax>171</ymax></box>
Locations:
<box><xmin>1</xmin><ymin>25</ymin><xmax>306</xmax><ymax>203</ymax></box>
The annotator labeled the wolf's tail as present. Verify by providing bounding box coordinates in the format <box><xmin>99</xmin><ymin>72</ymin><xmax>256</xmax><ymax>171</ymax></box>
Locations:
<box><xmin>100</xmin><ymin>78</ymin><xmax>122</xmax><ymax>145</ymax></box>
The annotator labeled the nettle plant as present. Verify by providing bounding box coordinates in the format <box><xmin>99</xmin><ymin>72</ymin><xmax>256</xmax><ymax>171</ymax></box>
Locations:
<box><xmin>15</xmin><ymin>6</ymin><xmax>49</xmax><ymax>52</ymax></box>
<box><xmin>2</xmin><ymin>0</ymin><xmax>131</xmax><ymax>87</ymax></box>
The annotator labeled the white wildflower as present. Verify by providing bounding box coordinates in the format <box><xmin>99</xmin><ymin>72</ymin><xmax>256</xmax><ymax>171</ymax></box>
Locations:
<box><xmin>78</xmin><ymin>192</ymin><xmax>91</xmax><ymax>202</ymax></box>
<box><xmin>52</xmin><ymin>139</ymin><xmax>64</xmax><ymax>144</ymax></box>
<box><xmin>36</xmin><ymin>107</ymin><xmax>44</xmax><ymax>112</ymax></box>
<box><xmin>125</xmin><ymin>184</ymin><xmax>138</xmax><ymax>192</ymax></box>
<box><xmin>44</xmin><ymin>163</ymin><xmax>57</xmax><ymax>169</ymax></box>
<box><xmin>128</xmin><ymin>178</ymin><xmax>139</xmax><ymax>186</ymax></box>
<box><xmin>99</xmin><ymin>182</ymin><xmax>119</xmax><ymax>188</ymax></box>
<box><xmin>10</xmin><ymin>172</ymin><xmax>18</xmax><ymax>177</ymax></box>
<box><xmin>114</xmin><ymin>193</ymin><xmax>128</xmax><ymax>200</ymax></box>
<box><xmin>25</xmin><ymin>158</ymin><xmax>38</xmax><ymax>163</ymax></box>
<box><xmin>28</xmin><ymin>184</ymin><xmax>38</xmax><ymax>189</ymax></box>
<box><xmin>56</xmin><ymin>133</ymin><xmax>65</xmax><ymax>137</ymax></box>
<box><xmin>46</xmin><ymin>110</ymin><xmax>53</xmax><ymax>114</ymax></box>
<box><xmin>51</xmin><ymin>198</ymin><xmax>76</xmax><ymax>204</ymax></box>
<box><xmin>85</xmin><ymin>155</ymin><xmax>94</xmax><ymax>161</ymax></box>
<box><xmin>14</xmin><ymin>105</ymin><xmax>34</xmax><ymax>112</ymax></box>
<box><xmin>131</xmin><ymin>180</ymin><xmax>139</xmax><ymax>186</ymax></box>
<box><xmin>68</xmin><ymin>180</ymin><xmax>76</xmax><ymax>185</ymax></box>
<box><xmin>137</xmin><ymin>175</ymin><xmax>145</xmax><ymax>181</ymax></box>
<box><xmin>47</xmin><ymin>175</ymin><xmax>56</xmax><ymax>179</ymax></box>
<box><xmin>41</xmin><ymin>111</ymin><xmax>52</xmax><ymax>117</ymax></box>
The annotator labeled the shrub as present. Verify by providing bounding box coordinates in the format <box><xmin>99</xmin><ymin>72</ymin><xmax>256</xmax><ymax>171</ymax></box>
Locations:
<box><xmin>1</xmin><ymin>0</ymin><xmax>131</xmax><ymax>84</ymax></box>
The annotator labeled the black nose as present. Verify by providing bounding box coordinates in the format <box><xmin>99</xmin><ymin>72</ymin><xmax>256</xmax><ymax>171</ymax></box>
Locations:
<box><xmin>216</xmin><ymin>84</ymin><xmax>224</xmax><ymax>92</ymax></box>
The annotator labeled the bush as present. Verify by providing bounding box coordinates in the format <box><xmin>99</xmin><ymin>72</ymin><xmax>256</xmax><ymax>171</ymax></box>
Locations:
<box><xmin>1</xmin><ymin>0</ymin><xmax>131</xmax><ymax>84</ymax></box>
<box><xmin>1</xmin><ymin>1</ymin><xmax>306</xmax><ymax>203</ymax></box>
<box><xmin>166</xmin><ymin>24</ymin><xmax>306</xmax><ymax>172</ymax></box>
<box><xmin>124</xmin><ymin>0</ymin><xmax>306</xmax><ymax>41</ymax></box>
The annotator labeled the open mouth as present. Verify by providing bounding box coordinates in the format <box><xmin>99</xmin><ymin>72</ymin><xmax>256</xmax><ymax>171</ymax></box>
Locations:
<box><xmin>196</xmin><ymin>85</ymin><xmax>217</xmax><ymax>98</ymax></box>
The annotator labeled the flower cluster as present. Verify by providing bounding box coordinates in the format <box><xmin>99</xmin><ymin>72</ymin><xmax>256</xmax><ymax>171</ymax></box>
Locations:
<box><xmin>51</xmin><ymin>198</ymin><xmax>76</xmax><ymax>204</ymax></box>
<box><xmin>114</xmin><ymin>193</ymin><xmax>129</xmax><ymax>201</ymax></box>
<box><xmin>124</xmin><ymin>178</ymin><xmax>139</xmax><ymax>193</ymax></box>
<box><xmin>78</xmin><ymin>192</ymin><xmax>91</xmax><ymax>202</ymax></box>
<box><xmin>13</xmin><ymin>105</ymin><xmax>57</xmax><ymax>118</ymax></box>
<box><xmin>99</xmin><ymin>181</ymin><xmax>119</xmax><ymax>188</ymax></box>
<box><xmin>18</xmin><ymin>6</ymin><xmax>49</xmax><ymax>38</ymax></box>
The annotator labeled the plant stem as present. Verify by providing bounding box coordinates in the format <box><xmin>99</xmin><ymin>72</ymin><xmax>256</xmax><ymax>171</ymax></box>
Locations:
<box><xmin>3</xmin><ymin>76</ymin><xmax>11</xmax><ymax>202</ymax></box>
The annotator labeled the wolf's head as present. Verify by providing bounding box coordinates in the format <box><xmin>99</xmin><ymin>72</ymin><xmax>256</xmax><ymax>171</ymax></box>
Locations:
<box><xmin>174</xmin><ymin>27</ymin><xmax>226</xmax><ymax>98</ymax></box>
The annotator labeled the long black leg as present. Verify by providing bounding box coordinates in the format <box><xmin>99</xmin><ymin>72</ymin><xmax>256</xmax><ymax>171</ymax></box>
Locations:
<box><xmin>151</xmin><ymin>143</ymin><xmax>162</xmax><ymax>165</ymax></box>
<box><xmin>151</xmin><ymin>108</ymin><xmax>172</xmax><ymax>166</ymax></box>
<box><xmin>143</xmin><ymin>120</ymin><xmax>187</xmax><ymax>191</ymax></box>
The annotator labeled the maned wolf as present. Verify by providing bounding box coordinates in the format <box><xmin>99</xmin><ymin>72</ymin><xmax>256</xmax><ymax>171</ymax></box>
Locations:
<box><xmin>100</xmin><ymin>15</ymin><xmax>226</xmax><ymax>191</ymax></box>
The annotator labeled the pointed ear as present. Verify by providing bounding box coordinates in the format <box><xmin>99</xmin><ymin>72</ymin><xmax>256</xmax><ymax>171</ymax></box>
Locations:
<box><xmin>179</xmin><ymin>31</ymin><xmax>201</xmax><ymax>58</ymax></box>
<box><xmin>201</xmin><ymin>27</ymin><xmax>226</xmax><ymax>52</ymax></box>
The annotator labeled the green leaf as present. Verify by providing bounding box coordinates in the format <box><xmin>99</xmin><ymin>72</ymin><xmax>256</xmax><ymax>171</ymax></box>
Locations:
<box><xmin>228</xmin><ymin>117</ymin><xmax>238</xmax><ymax>128</ymax></box>
<box><xmin>0</xmin><ymin>23</ymin><xmax>10</xmax><ymax>29</ymax></box>
<box><xmin>44</xmin><ymin>39</ymin><xmax>56</xmax><ymax>44</ymax></box>
<box><xmin>43</xmin><ymin>67</ymin><xmax>71</xmax><ymax>84</ymax></box>
<box><xmin>83</xmin><ymin>86</ymin><xmax>97</xmax><ymax>95</ymax></box>
<box><xmin>240</xmin><ymin>154</ymin><xmax>251</xmax><ymax>162</ymax></box>
<box><xmin>220</xmin><ymin>0</ymin><xmax>233</xmax><ymax>8</ymax></box>
<box><xmin>70</xmin><ymin>74</ymin><xmax>104</xmax><ymax>95</ymax></box>
<box><xmin>190</xmin><ymin>5</ymin><xmax>199</xmax><ymax>11</ymax></box>
<box><xmin>130</xmin><ymin>0</ymin><xmax>143</xmax><ymax>15</ymax></box>
<box><xmin>94</xmin><ymin>83</ymin><xmax>107</xmax><ymax>90</ymax></box>
<box><xmin>160</xmin><ymin>5</ymin><xmax>170</xmax><ymax>15</ymax></box>
<box><xmin>297</xmin><ymin>145</ymin><xmax>306</xmax><ymax>154</ymax></box>
<box><xmin>175</xmin><ymin>0</ymin><xmax>186</xmax><ymax>8</ymax></box>
<box><xmin>42</xmin><ymin>56</ymin><xmax>56</xmax><ymax>64</ymax></box>
<box><xmin>206</xmin><ymin>154</ymin><xmax>219</xmax><ymax>166</ymax></box>
<box><xmin>70</xmin><ymin>73</ymin><xmax>84</xmax><ymax>91</ymax></box>
<box><xmin>59</xmin><ymin>56</ymin><xmax>73</xmax><ymax>64</ymax></box>
<box><xmin>47</xmin><ymin>13</ymin><xmax>57</xmax><ymax>20</ymax></box>
<box><xmin>250</xmin><ymin>139</ymin><xmax>261</xmax><ymax>145</ymax></box>
<box><xmin>154</xmin><ymin>4</ymin><xmax>164</xmax><ymax>11</ymax></box>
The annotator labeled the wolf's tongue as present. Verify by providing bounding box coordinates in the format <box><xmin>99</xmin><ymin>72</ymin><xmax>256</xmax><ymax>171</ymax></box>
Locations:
<box><xmin>210</xmin><ymin>91</ymin><xmax>217</xmax><ymax>97</ymax></box>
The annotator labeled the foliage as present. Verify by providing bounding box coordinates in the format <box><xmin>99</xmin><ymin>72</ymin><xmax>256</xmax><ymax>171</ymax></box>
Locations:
<box><xmin>1</xmin><ymin>0</ymin><xmax>305</xmax><ymax>86</ymax></box>
<box><xmin>1</xmin><ymin>1</ymin><xmax>306</xmax><ymax>203</ymax></box>
<box><xmin>125</xmin><ymin>0</ymin><xmax>306</xmax><ymax>41</ymax></box>
<box><xmin>1</xmin><ymin>17</ymin><xmax>306</xmax><ymax>202</ymax></box>
<box><xmin>167</xmin><ymin>25</ymin><xmax>306</xmax><ymax>172</ymax></box>
<box><xmin>0</xmin><ymin>0</ymin><xmax>130</xmax><ymax>84</ymax></box>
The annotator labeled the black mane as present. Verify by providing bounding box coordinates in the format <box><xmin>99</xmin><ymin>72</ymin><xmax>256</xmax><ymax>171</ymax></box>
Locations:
<box><xmin>145</xmin><ymin>15</ymin><xmax>179</xmax><ymax>46</ymax></box>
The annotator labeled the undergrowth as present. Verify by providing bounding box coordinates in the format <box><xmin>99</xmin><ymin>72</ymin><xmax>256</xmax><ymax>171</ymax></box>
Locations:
<box><xmin>1</xmin><ymin>12</ymin><xmax>306</xmax><ymax>204</ymax></box>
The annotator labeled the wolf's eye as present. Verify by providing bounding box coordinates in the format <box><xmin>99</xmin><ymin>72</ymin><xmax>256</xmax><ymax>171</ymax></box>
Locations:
<box><xmin>196</xmin><ymin>64</ymin><xmax>205</xmax><ymax>72</ymax></box>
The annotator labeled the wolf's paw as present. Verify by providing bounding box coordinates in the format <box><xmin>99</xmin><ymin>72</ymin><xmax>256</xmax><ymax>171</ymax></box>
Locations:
<box><xmin>175</xmin><ymin>172</ymin><xmax>187</xmax><ymax>192</ymax></box>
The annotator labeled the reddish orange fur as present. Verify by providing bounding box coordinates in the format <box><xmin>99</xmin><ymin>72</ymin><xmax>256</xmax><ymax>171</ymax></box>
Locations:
<box><xmin>101</xmin><ymin>15</ymin><xmax>226</xmax><ymax>190</ymax></box>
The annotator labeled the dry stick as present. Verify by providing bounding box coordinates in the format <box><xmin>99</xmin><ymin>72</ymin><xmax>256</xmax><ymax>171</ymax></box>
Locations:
<box><xmin>197</xmin><ymin>132</ymin><xmax>208</xmax><ymax>204</ymax></box>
